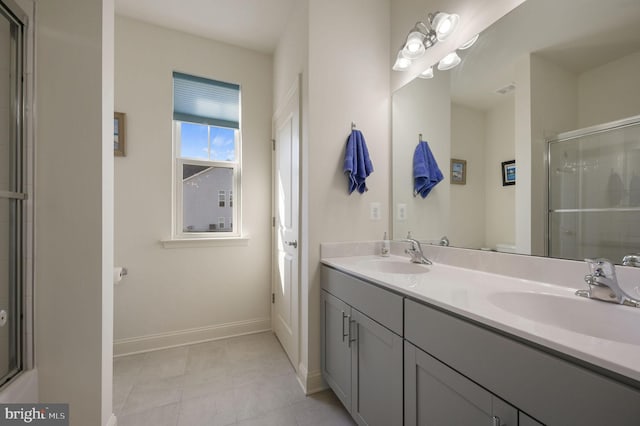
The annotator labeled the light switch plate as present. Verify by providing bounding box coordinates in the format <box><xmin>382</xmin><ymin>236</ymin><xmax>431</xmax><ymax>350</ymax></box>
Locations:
<box><xmin>397</xmin><ymin>203</ymin><xmax>407</xmax><ymax>221</ymax></box>
<box><xmin>370</xmin><ymin>202</ymin><xmax>381</xmax><ymax>221</ymax></box>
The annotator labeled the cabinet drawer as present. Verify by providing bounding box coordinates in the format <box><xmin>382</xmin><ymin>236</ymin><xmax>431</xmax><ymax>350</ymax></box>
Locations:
<box><xmin>321</xmin><ymin>266</ymin><xmax>403</xmax><ymax>336</ymax></box>
<box><xmin>405</xmin><ymin>299</ymin><xmax>640</xmax><ymax>426</ymax></box>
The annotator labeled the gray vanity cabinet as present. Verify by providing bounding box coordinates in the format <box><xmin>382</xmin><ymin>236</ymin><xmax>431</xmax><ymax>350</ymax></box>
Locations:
<box><xmin>405</xmin><ymin>341</ymin><xmax>518</xmax><ymax>426</ymax></box>
<box><xmin>405</xmin><ymin>298</ymin><xmax>640</xmax><ymax>426</ymax></box>
<box><xmin>320</xmin><ymin>290</ymin><xmax>352</xmax><ymax>409</ymax></box>
<box><xmin>321</xmin><ymin>266</ymin><xmax>404</xmax><ymax>426</ymax></box>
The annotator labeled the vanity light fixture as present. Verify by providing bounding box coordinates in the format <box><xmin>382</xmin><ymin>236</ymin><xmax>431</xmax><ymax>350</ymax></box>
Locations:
<box><xmin>437</xmin><ymin>52</ymin><xmax>461</xmax><ymax>70</ymax></box>
<box><xmin>458</xmin><ymin>33</ymin><xmax>479</xmax><ymax>50</ymax></box>
<box><xmin>418</xmin><ymin>66</ymin><xmax>434</xmax><ymax>79</ymax></box>
<box><xmin>392</xmin><ymin>51</ymin><xmax>412</xmax><ymax>71</ymax></box>
<box><xmin>430</xmin><ymin>12</ymin><xmax>460</xmax><ymax>41</ymax></box>
<box><xmin>394</xmin><ymin>11</ymin><xmax>460</xmax><ymax>71</ymax></box>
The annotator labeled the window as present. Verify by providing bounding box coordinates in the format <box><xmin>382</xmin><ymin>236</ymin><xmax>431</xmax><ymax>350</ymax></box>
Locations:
<box><xmin>173</xmin><ymin>72</ymin><xmax>241</xmax><ymax>237</ymax></box>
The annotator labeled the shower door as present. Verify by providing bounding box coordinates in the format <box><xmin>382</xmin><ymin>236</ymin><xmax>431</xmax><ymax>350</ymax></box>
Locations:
<box><xmin>0</xmin><ymin>0</ymin><xmax>25</xmax><ymax>387</ymax></box>
<box><xmin>548</xmin><ymin>116</ymin><xmax>640</xmax><ymax>262</ymax></box>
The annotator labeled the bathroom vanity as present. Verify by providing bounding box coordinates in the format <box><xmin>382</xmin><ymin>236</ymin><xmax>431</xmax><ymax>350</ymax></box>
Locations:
<box><xmin>320</xmin><ymin>252</ymin><xmax>640</xmax><ymax>426</ymax></box>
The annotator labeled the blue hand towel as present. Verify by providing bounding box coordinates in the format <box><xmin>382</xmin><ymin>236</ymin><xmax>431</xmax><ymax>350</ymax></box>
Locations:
<box><xmin>343</xmin><ymin>129</ymin><xmax>374</xmax><ymax>194</ymax></box>
<box><xmin>413</xmin><ymin>140</ymin><xmax>443</xmax><ymax>198</ymax></box>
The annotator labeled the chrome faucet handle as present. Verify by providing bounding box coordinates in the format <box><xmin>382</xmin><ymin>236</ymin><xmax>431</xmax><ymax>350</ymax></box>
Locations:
<box><xmin>439</xmin><ymin>236</ymin><xmax>449</xmax><ymax>246</ymax></box>
<box><xmin>401</xmin><ymin>238</ymin><xmax>432</xmax><ymax>265</ymax></box>
<box><xmin>580</xmin><ymin>258</ymin><xmax>640</xmax><ymax>307</ymax></box>
<box><xmin>622</xmin><ymin>254</ymin><xmax>640</xmax><ymax>267</ymax></box>
<box><xmin>585</xmin><ymin>258</ymin><xmax>616</xmax><ymax>278</ymax></box>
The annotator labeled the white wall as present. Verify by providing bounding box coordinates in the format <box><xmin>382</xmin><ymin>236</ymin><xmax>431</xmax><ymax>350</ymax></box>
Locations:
<box><xmin>578</xmin><ymin>50</ymin><xmax>640</xmax><ymax>128</ymax></box>
<box><xmin>484</xmin><ymin>98</ymin><xmax>516</xmax><ymax>249</ymax></box>
<box><xmin>114</xmin><ymin>16</ymin><xmax>273</xmax><ymax>354</ymax></box>
<box><xmin>529</xmin><ymin>54</ymin><xmax>578</xmax><ymax>255</ymax></box>
<box><xmin>393</xmin><ymin>76</ymin><xmax>451</xmax><ymax>242</ymax></box>
<box><xmin>305</xmin><ymin>0</ymin><xmax>391</xmax><ymax>390</ymax></box>
<box><xmin>36</xmin><ymin>0</ymin><xmax>114</xmax><ymax>424</ymax></box>
<box><xmin>450</xmin><ymin>104</ymin><xmax>485</xmax><ymax>248</ymax></box>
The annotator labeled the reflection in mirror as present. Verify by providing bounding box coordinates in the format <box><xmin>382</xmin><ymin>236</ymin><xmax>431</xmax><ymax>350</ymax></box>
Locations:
<box><xmin>392</xmin><ymin>0</ymin><xmax>640</xmax><ymax>263</ymax></box>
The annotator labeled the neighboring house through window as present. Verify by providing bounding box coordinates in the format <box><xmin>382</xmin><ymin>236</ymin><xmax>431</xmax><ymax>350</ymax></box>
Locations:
<box><xmin>173</xmin><ymin>72</ymin><xmax>241</xmax><ymax>237</ymax></box>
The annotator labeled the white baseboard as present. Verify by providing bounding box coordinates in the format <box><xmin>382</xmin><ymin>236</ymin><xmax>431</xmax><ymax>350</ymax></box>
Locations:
<box><xmin>105</xmin><ymin>413</ymin><xmax>117</xmax><ymax>426</ymax></box>
<box><xmin>296</xmin><ymin>363</ymin><xmax>327</xmax><ymax>395</ymax></box>
<box><xmin>113</xmin><ymin>317</ymin><xmax>271</xmax><ymax>356</ymax></box>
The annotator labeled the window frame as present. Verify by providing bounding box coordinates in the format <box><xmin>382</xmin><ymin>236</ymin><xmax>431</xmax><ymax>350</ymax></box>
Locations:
<box><xmin>172</xmin><ymin>120</ymin><xmax>242</xmax><ymax>240</ymax></box>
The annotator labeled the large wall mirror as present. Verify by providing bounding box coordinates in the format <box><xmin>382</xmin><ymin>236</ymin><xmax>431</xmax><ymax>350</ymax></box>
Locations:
<box><xmin>392</xmin><ymin>0</ymin><xmax>640</xmax><ymax>264</ymax></box>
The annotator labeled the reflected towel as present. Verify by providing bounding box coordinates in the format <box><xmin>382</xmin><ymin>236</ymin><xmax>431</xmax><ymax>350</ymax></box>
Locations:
<box><xmin>607</xmin><ymin>170</ymin><xmax>624</xmax><ymax>206</ymax></box>
<box><xmin>343</xmin><ymin>129</ymin><xmax>374</xmax><ymax>194</ymax></box>
<box><xmin>413</xmin><ymin>140</ymin><xmax>443</xmax><ymax>198</ymax></box>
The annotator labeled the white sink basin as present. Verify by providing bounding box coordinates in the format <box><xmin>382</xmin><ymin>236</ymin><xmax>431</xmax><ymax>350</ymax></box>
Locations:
<box><xmin>358</xmin><ymin>258</ymin><xmax>430</xmax><ymax>275</ymax></box>
<box><xmin>489</xmin><ymin>291</ymin><xmax>640</xmax><ymax>345</ymax></box>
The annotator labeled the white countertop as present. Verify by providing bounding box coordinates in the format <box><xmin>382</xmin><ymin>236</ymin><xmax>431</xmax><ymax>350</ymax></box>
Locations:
<box><xmin>321</xmin><ymin>254</ymin><xmax>640</xmax><ymax>384</ymax></box>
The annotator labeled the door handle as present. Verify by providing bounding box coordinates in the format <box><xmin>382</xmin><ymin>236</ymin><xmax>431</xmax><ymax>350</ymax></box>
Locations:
<box><xmin>348</xmin><ymin>318</ymin><xmax>357</xmax><ymax>347</ymax></box>
<box><xmin>285</xmin><ymin>240</ymin><xmax>298</xmax><ymax>248</ymax></box>
<box><xmin>492</xmin><ymin>416</ymin><xmax>501</xmax><ymax>426</ymax></box>
<box><xmin>342</xmin><ymin>312</ymin><xmax>349</xmax><ymax>342</ymax></box>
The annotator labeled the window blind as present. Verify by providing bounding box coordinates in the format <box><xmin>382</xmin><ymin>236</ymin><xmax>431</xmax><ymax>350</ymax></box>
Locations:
<box><xmin>173</xmin><ymin>72</ymin><xmax>240</xmax><ymax>129</ymax></box>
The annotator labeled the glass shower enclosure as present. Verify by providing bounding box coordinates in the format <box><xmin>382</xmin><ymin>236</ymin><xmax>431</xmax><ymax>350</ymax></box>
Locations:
<box><xmin>0</xmin><ymin>0</ymin><xmax>25</xmax><ymax>387</ymax></box>
<box><xmin>548</xmin><ymin>115</ymin><xmax>640</xmax><ymax>263</ymax></box>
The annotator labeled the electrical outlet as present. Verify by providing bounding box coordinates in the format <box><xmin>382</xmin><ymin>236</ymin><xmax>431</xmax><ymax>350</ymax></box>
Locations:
<box><xmin>397</xmin><ymin>203</ymin><xmax>407</xmax><ymax>221</ymax></box>
<box><xmin>370</xmin><ymin>202</ymin><xmax>381</xmax><ymax>221</ymax></box>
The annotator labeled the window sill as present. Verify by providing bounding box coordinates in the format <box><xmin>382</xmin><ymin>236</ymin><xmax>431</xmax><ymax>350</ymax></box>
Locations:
<box><xmin>161</xmin><ymin>235</ymin><xmax>250</xmax><ymax>249</ymax></box>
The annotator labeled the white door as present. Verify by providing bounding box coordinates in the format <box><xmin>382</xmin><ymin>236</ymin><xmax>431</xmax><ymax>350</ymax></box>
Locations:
<box><xmin>272</xmin><ymin>77</ymin><xmax>300</xmax><ymax>369</ymax></box>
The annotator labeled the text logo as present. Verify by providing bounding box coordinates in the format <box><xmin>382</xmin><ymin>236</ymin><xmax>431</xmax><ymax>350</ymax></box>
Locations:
<box><xmin>0</xmin><ymin>404</ymin><xmax>68</xmax><ymax>425</ymax></box>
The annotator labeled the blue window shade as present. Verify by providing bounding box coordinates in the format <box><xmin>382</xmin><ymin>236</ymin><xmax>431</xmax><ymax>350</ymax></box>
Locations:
<box><xmin>173</xmin><ymin>72</ymin><xmax>240</xmax><ymax>129</ymax></box>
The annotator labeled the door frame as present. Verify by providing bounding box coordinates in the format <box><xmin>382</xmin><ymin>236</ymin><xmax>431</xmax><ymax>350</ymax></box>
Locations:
<box><xmin>271</xmin><ymin>75</ymin><xmax>302</xmax><ymax>371</ymax></box>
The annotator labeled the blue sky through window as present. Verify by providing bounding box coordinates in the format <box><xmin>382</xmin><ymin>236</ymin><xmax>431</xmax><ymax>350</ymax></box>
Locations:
<box><xmin>180</xmin><ymin>122</ymin><xmax>236</xmax><ymax>161</ymax></box>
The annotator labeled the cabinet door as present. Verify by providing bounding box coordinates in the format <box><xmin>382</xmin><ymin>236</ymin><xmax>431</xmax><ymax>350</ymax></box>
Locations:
<box><xmin>405</xmin><ymin>341</ymin><xmax>517</xmax><ymax>426</ymax></box>
<box><xmin>321</xmin><ymin>290</ymin><xmax>352</xmax><ymax>409</ymax></box>
<box><xmin>351</xmin><ymin>309</ymin><xmax>403</xmax><ymax>426</ymax></box>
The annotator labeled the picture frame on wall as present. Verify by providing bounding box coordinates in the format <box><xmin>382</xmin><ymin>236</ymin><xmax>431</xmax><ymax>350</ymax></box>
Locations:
<box><xmin>502</xmin><ymin>160</ymin><xmax>516</xmax><ymax>186</ymax></box>
<box><xmin>450</xmin><ymin>158</ymin><xmax>467</xmax><ymax>185</ymax></box>
<box><xmin>114</xmin><ymin>112</ymin><xmax>126</xmax><ymax>157</ymax></box>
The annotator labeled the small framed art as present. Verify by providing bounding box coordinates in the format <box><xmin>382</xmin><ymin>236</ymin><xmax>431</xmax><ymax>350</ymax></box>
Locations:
<box><xmin>450</xmin><ymin>159</ymin><xmax>467</xmax><ymax>185</ymax></box>
<box><xmin>502</xmin><ymin>160</ymin><xmax>516</xmax><ymax>186</ymax></box>
<box><xmin>114</xmin><ymin>112</ymin><xmax>126</xmax><ymax>157</ymax></box>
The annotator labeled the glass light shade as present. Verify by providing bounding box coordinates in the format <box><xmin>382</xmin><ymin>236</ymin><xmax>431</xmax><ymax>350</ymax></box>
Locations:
<box><xmin>418</xmin><ymin>67</ymin><xmax>434</xmax><ymax>79</ymax></box>
<box><xmin>458</xmin><ymin>34</ymin><xmax>479</xmax><ymax>50</ymax></box>
<box><xmin>437</xmin><ymin>52</ymin><xmax>461</xmax><ymax>70</ymax></box>
<box><xmin>392</xmin><ymin>52</ymin><xmax>412</xmax><ymax>71</ymax></box>
<box><xmin>431</xmin><ymin>12</ymin><xmax>459</xmax><ymax>41</ymax></box>
<box><xmin>402</xmin><ymin>31</ymin><xmax>426</xmax><ymax>59</ymax></box>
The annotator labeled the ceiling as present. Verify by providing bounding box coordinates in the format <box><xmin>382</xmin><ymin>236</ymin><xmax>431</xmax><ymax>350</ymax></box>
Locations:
<box><xmin>448</xmin><ymin>0</ymin><xmax>640</xmax><ymax>110</ymax></box>
<box><xmin>114</xmin><ymin>0</ymin><xmax>296</xmax><ymax>53</ymax></box>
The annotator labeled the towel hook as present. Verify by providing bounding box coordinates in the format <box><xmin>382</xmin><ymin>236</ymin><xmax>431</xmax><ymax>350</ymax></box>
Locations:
<box><xmin>351</xmin><ymin>122</ymin><xmax>356</xmax><ymax>130</ymax></box>
<box><xmin>419</xmin><ymin>133</ymin><xmax>423</xmax><ymax>142</ymax></box>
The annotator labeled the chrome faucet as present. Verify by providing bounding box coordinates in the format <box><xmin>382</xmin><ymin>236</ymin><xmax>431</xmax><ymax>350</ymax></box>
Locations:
<box><xmin>402</xmin><ymin>238</ymin><xmax>432</xmax><ymax>265</ymax></box>
<box><xmin>622</xmin><ymin>254</ymin><xmax>640</xmax><ymax>267</ymax></box>
<box><xmin>439</xmin><ymin>236</ymin><xmax>449</xmax><ymax>247</ymax></box>
<box><xmin>576</xmin><ymin>258</ymin><xmax>640</xmax><ymax>308</ymax></box>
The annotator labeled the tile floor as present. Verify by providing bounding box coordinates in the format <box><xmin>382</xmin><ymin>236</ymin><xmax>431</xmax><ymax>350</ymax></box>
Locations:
<box><xmin>113</xmin><ymin>332</ymin><xmax>355</xmax><ymax>426</ymax></box>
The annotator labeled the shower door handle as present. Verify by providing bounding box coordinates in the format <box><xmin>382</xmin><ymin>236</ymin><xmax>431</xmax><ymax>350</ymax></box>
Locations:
<box><xmin>0</xmin><ymin>190</ymin><xmax>27</xmax><ymax>200</ymax></box>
